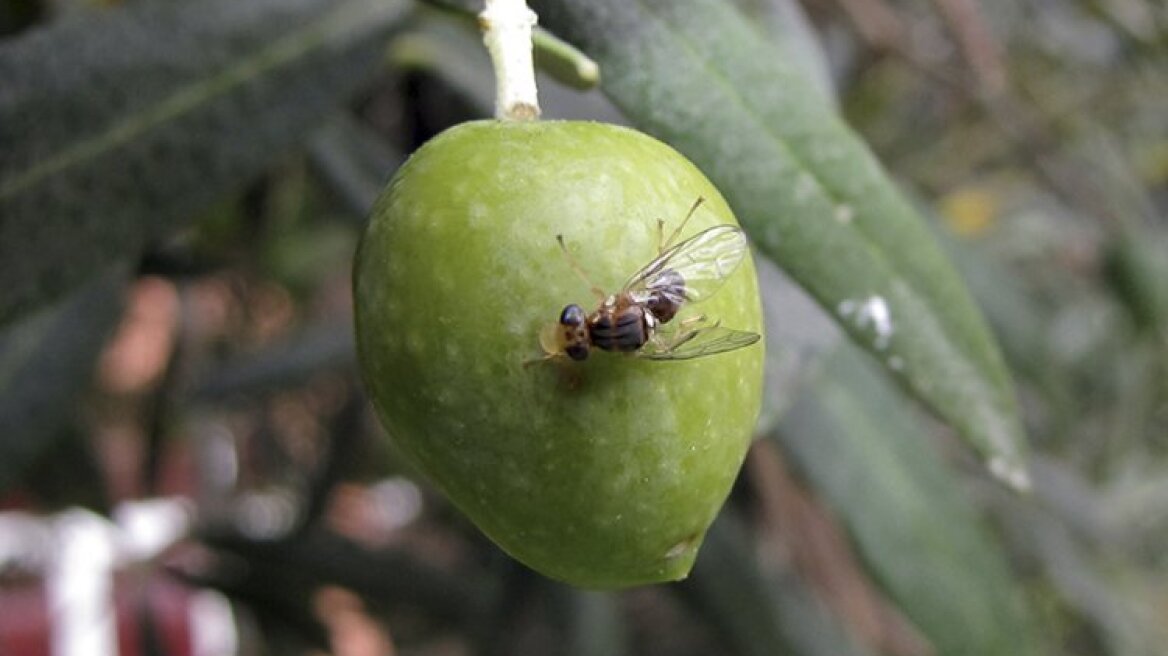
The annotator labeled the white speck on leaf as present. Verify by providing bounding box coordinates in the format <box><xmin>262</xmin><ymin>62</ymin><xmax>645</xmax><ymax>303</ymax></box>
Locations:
<box><xmin>793</xmin><ymin>173</ymin><xmax>816</xmax><ymax>202</ymax></box>
<box><xmin>989</xmin><ymin>456</ymin><xmax>1031</xmax><ymax>492</ymax></box>
<box><xmin>840</xmin><ymin>296</ymin><xmax>894</xmax><ymax>349</ymax></box>
<box><xmin>834</xmin><ymin>205</ymin><xmax>854</xmax><ymax>224</ymax></box>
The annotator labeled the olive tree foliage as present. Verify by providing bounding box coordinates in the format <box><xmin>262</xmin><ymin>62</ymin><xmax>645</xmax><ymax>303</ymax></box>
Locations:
<box><xmin>1</xmin><ymin>0</ymin><xmax>1166</xmax><ymax>654</ymax></box>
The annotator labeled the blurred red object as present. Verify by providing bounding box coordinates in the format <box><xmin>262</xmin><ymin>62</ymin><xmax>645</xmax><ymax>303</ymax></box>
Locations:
<box><xmin>0</xmin><ymin>506</ymin><xmax>238</xmax><ymax>656</ymax></box>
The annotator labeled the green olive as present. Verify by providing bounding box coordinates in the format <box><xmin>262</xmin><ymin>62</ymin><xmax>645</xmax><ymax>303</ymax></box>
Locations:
<box><xmin>354</xmin><ymin>120</ymin><xmax>763</xmax><ymax>587</ymax></box>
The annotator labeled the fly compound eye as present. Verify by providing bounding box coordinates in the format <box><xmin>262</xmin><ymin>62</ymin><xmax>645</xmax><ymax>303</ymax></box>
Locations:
<box><xmin>565</xmin><ymin>344</ymin><xmax>589</xmax><ymax>361</ymax></box>
<box><xmin>559</xmin><ymin>304</ymin><xmax>586</xmax><ymax>327</ymax></box>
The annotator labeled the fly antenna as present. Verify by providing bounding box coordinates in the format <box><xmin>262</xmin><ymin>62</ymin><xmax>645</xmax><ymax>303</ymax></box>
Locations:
<box><xmin>661</xmin><ymin>196</ymin><xmax>705</xmax><ymax>252</ymax></box>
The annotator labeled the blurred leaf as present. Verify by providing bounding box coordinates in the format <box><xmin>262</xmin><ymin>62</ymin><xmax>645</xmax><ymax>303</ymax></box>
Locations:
<box><xmin>729</xmin><ymin>0</ymin><xmax>835</xmax><ymax>105</ymax></box>
<box><xmin>0</xmin><ymin>0</ymin><xmax>44</xmax><ymax>36</ymax></box>
<box><xmin>744</xmin><ymin>439</ymin><xmax>936</xmax><ymax>656</ymax></box>
<box><xmin>778</xmin><ymin>346</ymin><xmax>1039</xmax><ymax>656</ymax></box>
<box><xmin>754</xmin><ymin>254</ymin><xmax>841</xmax><ymax>435</ymax></box>
<box><xmin>532</xmin><ymin>27</ymin><xmax>601</xmax><ymax>91</ymax></box>
<box><xmin>21</xmin><ymin>423</ymin><xmax>111</xmax><ymax>512</ymax></box>
<box><xmin>419</xmin><ymin>0</ymin><xmax>599</xmax><ymax>91</ymax></box>
<box><xmin>307</xmin><ymin>116</ymin><xmax>404</xmax><ymax>219</ymax></box>
<box><xmin>1066</xmin><ymin>130</ymin><xmax>1168</xmax><ymax>338</ymax></box>
<box><xmin>0</xmin><ymin>266</ymin><xmax>127</xmax><ymax>494</ymax></box>
<box><xmin>189</xmin><ymin>322</ymin><xmax>355</xmax><ymax>404</ymax></box>
<box><xmin>563</xmin><ymin>590</ymin><xmax>627</xmax><ymax>656</ymax></box>
<box><xmin>532</xmin><ymin>0</ymin><xmax>1031</xmax><ymax>489</ymax></box>
<box><xmin>198</xmin><ymin>527</ymin><xmax>494</xmax><ymax>626</ymax></box>
<box><xmin>934</xmin><ymin>225</ymin><xmax>1053</xmax><ymax>379</ymax></box>
<box><xmin>264</xmin><ymin>220</ymin><xmax>357</xmax><ymax>292</ymax></box>
<box><xmin>929</xmin><ymin>213</ymin><xmax>1082</xmax><ymax>437</ymax></box>
<box><xmin>295</xmin><ymin>387</ymin><xmax>370</xmax><ymax>536</ymax></box>
<box><xmin>679</xmin><ymin>512</ymin><xmax>872</xmax><ymax>656</ymax></box>
<box><xmin>993</xmin><ymin>485</ymin><xmax>1161</xmax><ymax>656</ymax></box>
<box><xmin>389</xmin><ymin>16</ymin><xmax>497</xmax><ymax>113</ymax></box>
<box><xmin>1029</xmin><ymin>457</ymin><xmax>1113</xmax><ymax>546</ymax></box>
<box><xmin>418</xmin><ymin>0</ymin><xmax>479</xmax><ymax>14</ymax></box>
<box><xmin>400</xmin><ymin>7</ymin><xmax>626</xmax><ymax>124</ymax></box>
<box><xmin>730</xmin><ymin>0</ymin><xmax>843</xmax><ymax>434</ymax></box>
<box><xmin>1105</xmin><ymin>229</ymin><xmax>1168</xmax><ymax>337</ymax></box>
<box><xmin>0</xmin><ymin>0</ymin><xmax>410</xmax><ymax>325</ymax></box>
<box><xmin>517</xmin><ymin>580</ymin><xmax>629</xmax><ymax>656</ymax></box>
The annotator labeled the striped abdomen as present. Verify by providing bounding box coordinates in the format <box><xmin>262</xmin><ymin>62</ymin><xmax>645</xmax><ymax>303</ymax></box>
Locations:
<box><xmin>588</xmin><ymin>304</ymin><xmax>650</xmax><ymax>352</ymax></box>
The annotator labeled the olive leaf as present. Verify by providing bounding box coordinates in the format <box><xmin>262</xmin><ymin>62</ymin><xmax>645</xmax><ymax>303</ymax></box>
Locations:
<box><xmin>683</xmin><ymin>512</ymin><xmax>873</xmax><ymax>656</ymax></box>
<box><xmin>531</xmin><ymin>0</ymin><xmax>1030</xmax><ymax>489</ymax></box>
<box><xmin>778</xmin><ymin>346</ymin><xmax>1040</xmax><ymax>655</ymax></box>
<box><xmin>560</xmin><ymin>590</ymin><xmax>628</xmax><ymax>656</ymax></box>
<box><xmin>308</xmin><ymin>116</ymin><xmax>405</xmax><ymax>221</ymax></box>
<box><xmin>0</xmin><ymin>0</ymin><xmax>410</xmax><ymax>326</ymax></box>
<box><xmin>0</xmin><ymin>267</ymin><xmax>127</xmax><ymax>495</ymax></box>
<box><xmin>728</xmin><ymin>0</ymin><xmax>836</xmax><ymax>105</ymax></box>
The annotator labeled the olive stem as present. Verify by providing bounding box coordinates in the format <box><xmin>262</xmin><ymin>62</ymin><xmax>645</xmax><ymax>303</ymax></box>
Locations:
<box><xmin>479</xmin><ymin>0</ymin><xmax>541</xmax><ymax>121</ymax></box>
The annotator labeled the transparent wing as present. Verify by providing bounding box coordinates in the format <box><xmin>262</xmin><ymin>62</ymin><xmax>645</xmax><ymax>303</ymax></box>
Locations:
<box><xmin>637</xmin><ymin>325</ymin><xmax>761</xmax><ymax>361</ymax></box>
<box><xmin>622</xmin><ymin>225</ymin><xmax>748</xmax><ymax>305</ymax></box>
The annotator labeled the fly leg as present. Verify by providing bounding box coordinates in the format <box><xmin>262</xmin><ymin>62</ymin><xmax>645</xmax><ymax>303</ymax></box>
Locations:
<box><xmin>522</xmin><ymin>352</ymin><xmax>558</xmax><ymax>368</ymax></box>
<box><xmin>649</xmin><ymin>314</ymin><xmax>712</xmax><ymax>352</ymax></box>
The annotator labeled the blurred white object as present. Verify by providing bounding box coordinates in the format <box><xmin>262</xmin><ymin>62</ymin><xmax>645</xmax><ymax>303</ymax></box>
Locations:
<box><xmin>49</xmin><ymin>510</ymin><xmax>117</xmax><ymax>656</ymax></box>
<box><xmin>0</xmin><ymin>500</ymin><xmax>239</xmax><ymax>656</ymax></box>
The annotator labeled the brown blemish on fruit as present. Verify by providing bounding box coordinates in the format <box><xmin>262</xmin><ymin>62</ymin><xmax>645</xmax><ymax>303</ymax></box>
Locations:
<box><xmin>664</xmin><ymin>532</ymin><xmax>700</xmax><ymax>560</ymax></box>
<box><xmin>556</xmin><ymin>364</ymin><xmax>584</xmax><ymax>392</ymax></box>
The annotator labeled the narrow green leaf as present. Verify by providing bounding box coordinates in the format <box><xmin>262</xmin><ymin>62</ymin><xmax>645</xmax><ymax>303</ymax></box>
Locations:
<box><xmin>0</xmin><ymin>0</ymin><xmax>409</xmax><ymax>325</ymax></box>
<box><xmin>778</xmin><ymin>346</ymin><xmax>1039</xmax><ymax>656</ymax></box>
<box><xmin>933</xmin><ymin>222</ymin><xmax>1080</xmax><ymax>427</ymax></box>
<box><xmin>0</xmin><ymin>266</ymin><xmax>127</xmax><ymax>494</ymax></box>
<box><xmin>934</xmin><ymin>226</ymin><xmax>1052</xmax><ymax>380</ymax></box>
<box><xmin>729</xmin><ymin>0</ymin><xmax>835</xmax><ymax>104</ymax></box>
<box><xmin>532</xmin><ymin>27</ymin><xmax>601</xmax><ymax>91</ymax></box>
<box><xmin>1105</xmin><ymin>228</ymin><xmax>1168</xmax><ymax>337</ymax></box>
<box><xmin>21</xmin><ymin>425</ymin><xmax>111</xmax><ymax>513</ymax></box>
<box><xmin>531</xmin><ymin>0</ymin><xmax>1030</xmax><ymax>489</ymax></box>
<box><xmin>189</xmin><ymin>322</ymin><xmax>355</xmax><ymax>404</ymax></box>
<box><xmin>308</xmin><ymin>116</ymin><xmax>404</xmax><ymax>220</ymax></box>
<box><xmin>995</xmin><ymin>485</ymin><xmax>1158</xmax><ymax>656</ymax></box>
<box><xmin>679</xmin><ymin>511</ymin><xmax>872</xmax><ymax>656</ymax></box>
<box><xmin>389</xmin><ymin>18</ymin><xmax>497</xmax><ymax>113</ymax></box>
<box><xmin>561</xmin><ymin>590</ymin><xmax>628</xmax><ymax>656</ymax></box>
<box><xmin>200</xmin><ymin>528</ymin><xmax>493</xmax><ymax>626</ymax></box>
<box><xmin>390</xmin><ymin>14</ymin><xmax>622</xmax><ymax>125</ymax></box>
<box><xmin>754</xmin><ymin>255</ymin><xmax>841</xmax><ymax>435</ymax></box>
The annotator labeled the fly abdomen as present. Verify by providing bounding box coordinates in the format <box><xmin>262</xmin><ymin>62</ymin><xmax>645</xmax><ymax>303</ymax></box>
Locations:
<box><xmin>589</xmin><ymin>306</ymin><xmax>649</xmax><ymax>352</ymax></box>
<box><xmin>646</xmin><ymin>268</ymin><xmax>685</xmax><ymax>323</ymax></box>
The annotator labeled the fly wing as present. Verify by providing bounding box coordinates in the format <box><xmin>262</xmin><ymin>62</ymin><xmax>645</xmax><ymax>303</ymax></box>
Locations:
<box><xmin>622</xmin><ymin>225</ymin><xmax>749</xmax><ymax>305</ymax></box>
<box><xmin>637</xmin><ymin>325</ymin><xmax>761</xmax><ymax>361</ymax></box>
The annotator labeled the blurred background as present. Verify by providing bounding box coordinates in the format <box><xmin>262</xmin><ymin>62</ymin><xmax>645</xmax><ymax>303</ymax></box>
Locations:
<box><xmin>1</xmin><ymin>0</ymin><xmax>1166</xmax><ymax>654</ymax></box>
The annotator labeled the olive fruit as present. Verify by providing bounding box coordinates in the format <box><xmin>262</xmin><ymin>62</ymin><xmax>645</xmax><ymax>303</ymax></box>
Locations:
<box><xmin>354</xmin><ymin>120</ymin><xmax>763</xmax><ymax>587</ymax></box>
